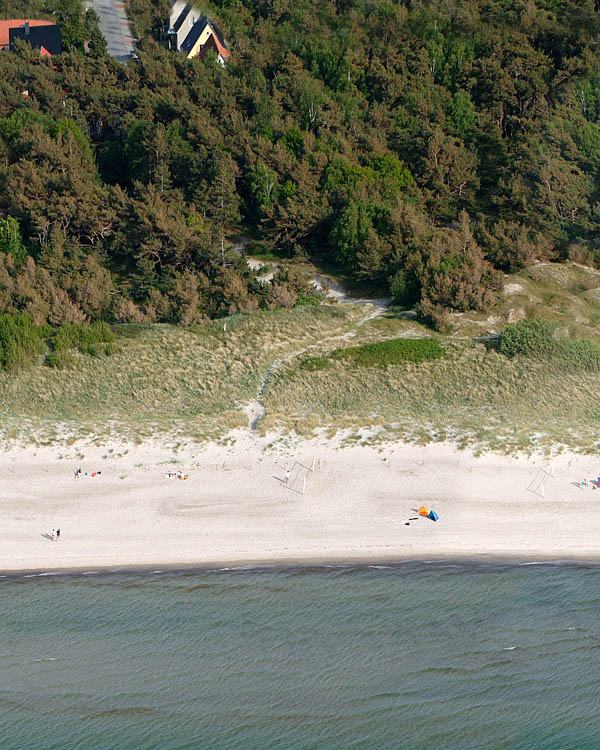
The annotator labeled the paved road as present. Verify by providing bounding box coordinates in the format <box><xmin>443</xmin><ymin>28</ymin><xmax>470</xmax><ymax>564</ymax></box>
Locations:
<box><xmin>88</xmin><ymin>0</ymin><xmax>136</xmax><ymax>62</ymax></box>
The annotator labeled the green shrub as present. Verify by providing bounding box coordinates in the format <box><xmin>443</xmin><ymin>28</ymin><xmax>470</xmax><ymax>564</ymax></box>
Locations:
<box><xmin>295</xmin><ymin>293</ymin><xmax>321</xmax><ymax>307</ymax></box>
<box><xmin>499</xmin><ymin>318</ymin><xmax>600</xmax><ymax>371</ymax></box>
<box><xmin>299</xmin><ymin>356</ymin><xmax>330</xmax><ymax>371</ymax></box>
<box><xmin>498</xmin><ymin>318</ymin><xmax>555</xmax><ymax>358</ymax></box>
<box><xmin>332</xmin><ymin>337</ymin><xmax>444</xmax><ymax>367</ymax></box>
<box><xmin>45</xmin><ymin>351</ymin><xmax>75</xmax><ymax>369</ymax></box>
<box><xmin>52</xmin><ymin>321</ymin><xmax>115</xmax><ymax>354</ymax></box>
<box><xmin>0</xmin><ymin>216</ymin><xmax>27</xmax><ymax>266</ymax></box>
<box><xmin>0</xmin><ymin>313</ymin><xmax>47</xmax><ymax>371</ymax></box>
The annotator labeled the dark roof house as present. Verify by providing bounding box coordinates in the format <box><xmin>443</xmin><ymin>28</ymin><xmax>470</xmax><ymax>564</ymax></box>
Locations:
<box><xmin>8</xmin><ymin>20</ymin><xmax>61</xmax><ymax>55</ymax></box>
<box><xmin>180</xmin><ymin>16</ymin><xmax>229</xmax><ymax>64</ymax></box>
<box><xmin>0</xmin><ymin>19</ymin><xmax>54</xmax><ymax>50</ymax></box>
<box><xmin>195</xmin><ymin>31</ymin><xmax>230</xmax><ymax>64</ymax></box>
<box><xmin>167</xmin><ymin>3</ymin><xmax>229</xmax><ymax>63</ymax></box>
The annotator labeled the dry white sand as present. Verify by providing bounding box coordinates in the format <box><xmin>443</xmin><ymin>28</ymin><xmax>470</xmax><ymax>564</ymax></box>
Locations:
<box><xmin>1</xmin><ymin>432</ymin><xmax>599</xmax><ymax>573</ymax></box>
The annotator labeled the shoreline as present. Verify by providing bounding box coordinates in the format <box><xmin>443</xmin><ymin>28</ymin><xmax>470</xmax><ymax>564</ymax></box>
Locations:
<box><xmin>3</xmin><ymin>430</ymin><xmax>600</xmax><ymax>574</ymax></box>
<box><xmin>4</xmin><ymin>553</ymin><xmax>600</xmax><ymax>579</ymax></box>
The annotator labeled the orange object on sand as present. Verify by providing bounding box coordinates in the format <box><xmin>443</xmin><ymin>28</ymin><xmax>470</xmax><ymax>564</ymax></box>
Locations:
<box><xmin>418</xmin><ymin>505</ymin><xmax>430</xmax><ymax>517</ymax></box>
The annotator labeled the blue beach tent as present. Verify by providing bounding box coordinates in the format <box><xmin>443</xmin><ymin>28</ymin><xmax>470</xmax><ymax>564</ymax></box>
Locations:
<box><xmin>428</xmin><ymin>510</ymin><xmax>439</xmax><ymax>522</ymax></box>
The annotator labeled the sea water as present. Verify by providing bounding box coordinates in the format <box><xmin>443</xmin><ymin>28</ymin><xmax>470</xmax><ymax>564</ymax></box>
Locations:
<box><xmin>1</xmin><ymin>561</ymin><xmax>599</xmax><ymax>749</ymax></box>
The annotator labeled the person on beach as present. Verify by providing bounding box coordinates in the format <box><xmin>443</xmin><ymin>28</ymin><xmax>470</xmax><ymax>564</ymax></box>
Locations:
<box><xmin>285</xmin><ymin>469</ymin><xmax>290</xmax><ymax>484</ymax></box>
<box><xmin>56</xmin><ymin>529</ymin><xmax>60</xmax><ymax>541</ymax></box>
<box><xmin>51</xmin><ymin>529</ymin><xmax>56</xmax><ymax>542</ymax></box>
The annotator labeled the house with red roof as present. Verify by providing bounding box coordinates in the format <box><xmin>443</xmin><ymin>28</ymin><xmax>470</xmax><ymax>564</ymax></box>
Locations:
<box><xmin>192</xmin><ymin>26</ymin><xmax>230</xmax><ymax>65</ymax></box>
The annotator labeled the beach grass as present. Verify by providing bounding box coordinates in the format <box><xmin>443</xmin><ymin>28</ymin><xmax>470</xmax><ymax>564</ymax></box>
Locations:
<box><xmin>2</xmin><ymin>260</ymin><xmax>600</xmax><ymax>454</ymax></box>
<box><xmin>262</xmin><ymin>338</ymin><xmax>600</xmax><ymax>455</ymax></box>
<box><xmin>0</xmin><ymin>305</ymin><xmax>365</xmax><ymax>446</ymax></box>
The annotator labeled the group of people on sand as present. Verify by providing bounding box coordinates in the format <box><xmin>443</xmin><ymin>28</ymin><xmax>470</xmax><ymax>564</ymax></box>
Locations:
<box><xmin>74</xmin><ymin>468</ymin><xmax>102</xmax><ymax>479</ymax></box>
<box><xmin>164</xmin><ymin>470</ymin><xmax>189</xmax><ymax>480</ymax></box>
<box><xmin>51</xmin><ymin>529</ymin><xmax>61</xmax><ymax>542</ymax></box>
<box><xmin>579</xmin><ymin>476</ymin><xmax>600</xmax><ymax>488</ymax></box>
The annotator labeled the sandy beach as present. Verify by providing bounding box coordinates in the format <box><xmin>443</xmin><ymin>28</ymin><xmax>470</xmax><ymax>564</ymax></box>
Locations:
<box><xmin>1</xmin><ymin>432</ymin><xmax>599</xmax><ymax>573</ymax></box>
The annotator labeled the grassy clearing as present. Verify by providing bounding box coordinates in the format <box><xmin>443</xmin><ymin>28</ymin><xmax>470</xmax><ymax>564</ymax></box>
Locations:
<box><xmin>0</xmin><ymin>305</ymin><xmax>364</xmax><ymax>446</ymax></box>
<box><xmin>262</xmin><ymin>339</ymin><xmax>600</xmax><ymax>454</ymax></box>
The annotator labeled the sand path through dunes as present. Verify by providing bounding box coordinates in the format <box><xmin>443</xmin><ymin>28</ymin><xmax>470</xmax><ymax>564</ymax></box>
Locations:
<box><xmin>244</xmin><ymin>303</ymin><xmax>384</xmax><ymax>431</ymax></box>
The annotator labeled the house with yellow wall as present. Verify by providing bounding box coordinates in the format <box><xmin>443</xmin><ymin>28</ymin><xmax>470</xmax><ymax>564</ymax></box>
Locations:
<box><xmin>167</xmin><ymin>3</ymin><xmax>230</xmax><ymax>64</ymax></box>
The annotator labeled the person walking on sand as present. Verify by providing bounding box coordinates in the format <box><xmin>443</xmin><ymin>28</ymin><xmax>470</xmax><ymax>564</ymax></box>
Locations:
<box><xmin>51</xmin><ymin>529</ymin><xmax>56</xmax><ymax>542</ymax></box>
<box><xmin>56</xmin><ymin>528</ymin><xmax>61</xmax><ymax>541</ymax></box>
<box><xmin>285</xmin><ymin>469</ymin><xmax>290</xmax><ymax>484</ymax></box>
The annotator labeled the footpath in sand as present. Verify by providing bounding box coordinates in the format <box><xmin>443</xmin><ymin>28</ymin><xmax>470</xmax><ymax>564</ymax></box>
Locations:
<box><xmin>2</xmin><ymin>433</ymin><xmax>600</xmax><ymax>573</ymax></box>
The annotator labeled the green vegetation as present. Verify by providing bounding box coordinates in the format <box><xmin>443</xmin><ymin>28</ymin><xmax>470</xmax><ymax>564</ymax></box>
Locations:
<box><xmin>499</xmin><ymin>319</ymin><xmax>555</xmax><ymax>359</ymax></box>
<box><xmin>331</xmin><ymin>338</ymin><xmax>443</xmax><ymax>367</ymax></box>
<box><xmin>261</xmin><ymin>336</ymin><xmax>600</xmax><ymax>455</ymax></box>
<box><xmin>0</xmin><ymin>313</ymin><xmax>116</xmax><ymax>372</ymax></box>
<box><xmin>0</xmin><ymin>287</ymin><xmax>599</xmax><ymax>453</ymax></box>
<box><xmin>3</xmin><ymin>2</ymin><xmax>600</xmax><ymax>454</ymax></box>
<box><xmin>299</xmin><ymin>356</ymin><xmax>330</xmax><ymax>372</ymax></box>
<box><xmin>1</xmin><ymin>1</ymin><xmax>600</xmax><ymax>327</ymax></box>
<box><xmin>500</xmin><ymin>318</ymin><xmax>600</xmax><ymax>372</ymax></box>
<box><xmin>0</xmin><ymin>216</ymin><xmax>26</xmax><ymax>266</ymax></box>
<box><xmin>0</xmin><ymin>304</ymin><xmax>365</xmax><ymax>444</ymax></box>
<box><xmin>0</xmin><ymin>313</ymin><xmax>47</xmax><ymax>371</ymax></box>
<box><xmin>52</xmin><ymin>321</ymin><xmax>115</xmax><ymax>355</ymax></box>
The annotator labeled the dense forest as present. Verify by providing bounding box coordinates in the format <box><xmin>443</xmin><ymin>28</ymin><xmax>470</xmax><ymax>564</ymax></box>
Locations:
<box><xmin>1</xmin><ymin>0</ymin><xmax>600</xmax><ymax>329</ymax></box>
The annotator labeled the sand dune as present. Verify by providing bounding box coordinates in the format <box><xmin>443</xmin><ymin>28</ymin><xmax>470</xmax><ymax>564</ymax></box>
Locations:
<box><xmin>1</xmin><ymin>433</ymin><xmax>598</xmax><ymax>573</ymax></box>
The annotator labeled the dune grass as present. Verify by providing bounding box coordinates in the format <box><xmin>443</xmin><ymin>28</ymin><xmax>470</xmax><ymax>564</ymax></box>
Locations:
<box><xmin>261</xmin><ymin>339</ymin><xmax>600</xmax><ymax>454</ymax></box>
<box><xmin>3</xmin><ymin>260</ymin><xmax>600</xmax><ymax>454</ymax></box>
<box><xmin>0</xmin><ymin>305</ymin><xmax>364</xmax><ymax>446</ymax></box>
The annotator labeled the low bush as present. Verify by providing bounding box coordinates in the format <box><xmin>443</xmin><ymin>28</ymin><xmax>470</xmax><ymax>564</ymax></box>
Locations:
<box><xmin>499</xmin><ymin>318</ymin><xmax>600</xmax><ymax>371</ymax></box>
<box><xmin>45</xmin><ymin>351</ymin><xmax>75</xmax><ymax>369</ymax></box>
<box><xmin>295</xmin><ymin>293</ymin><xmax>321</xmax><ymax>307</ymax></box>
<box><xmin>0</xmin><ymin>313</ymin><xmax>47</xmax><ymax>371</ymax></box>
<box><xmin>498</xmin><ymin>319</ymin><xmax>555</xmax><ymax>358</ymax></box>
<box><xmin>52</xmin><ymin>321</ymin><xmax>115</xmax><ymax>354</ymax></box>
<box><xmin>332</xmin><ymin>337</ymin><xmax>444</xmax><ymax>366</ymax></box>
<box><xmin>299</xmin><ymin>356</ymin><xmax>330</xmax><ymax>371</ymax></box>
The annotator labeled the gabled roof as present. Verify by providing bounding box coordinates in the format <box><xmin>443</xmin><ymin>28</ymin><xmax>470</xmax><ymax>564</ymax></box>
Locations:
<box><xmin>180</xmin><ymin>15</ymin><xmax>209</xmax><ymax>55</ymax></box>
<box><xmin>10</xmin><ymin>23</ymin><xmax>61</xmax><ymax>55</ymax></box>
<box><xmin>0</xmin><ymin>19</ymin><xmax>53</xmax><ymax>48</ymax></box>
<box><xmin>197</xmin><ymin>31</ymin><xmax>230</xmax><ymax>62</ymax></box>
<box><xmin>172</xmin><ymin>3</ymin><xmax>192</xmax><ymax>33</ymax></box>
<box><xmin>181</xmin><ymin>17</ymin><xmax>229</xmax><ymax>61</ymax></box>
